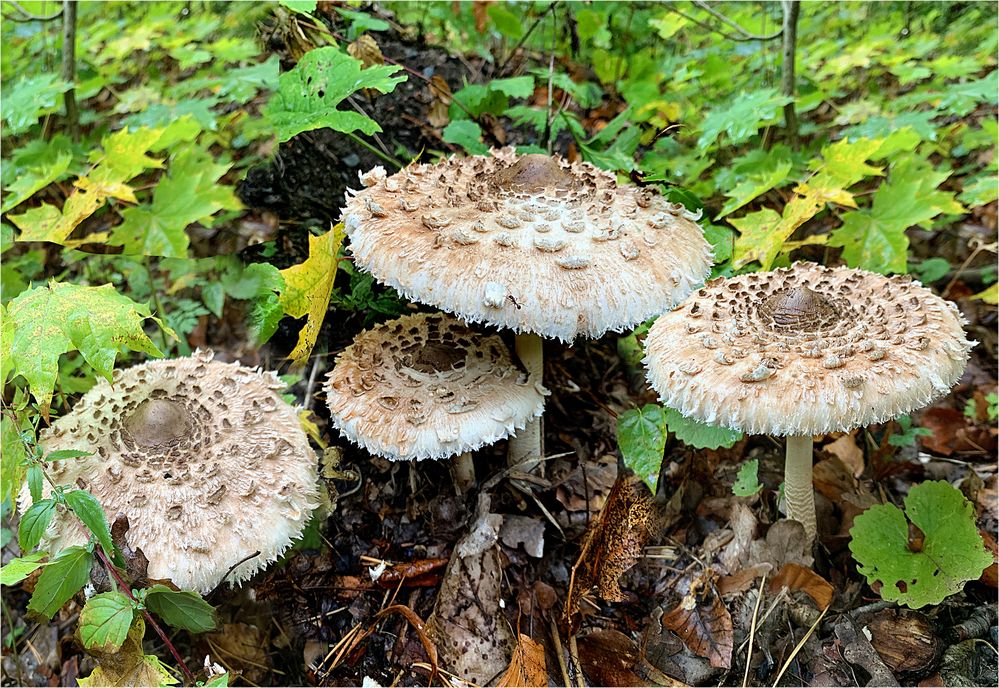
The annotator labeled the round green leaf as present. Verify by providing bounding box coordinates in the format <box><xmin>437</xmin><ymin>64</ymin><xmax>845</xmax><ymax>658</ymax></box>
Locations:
<box><xmin>79</xmin><ymin>592</ymin><xmax>135</xmax><ymax>652</ymax></box>
<box><xmin>849</xmin><ymin>480</ymin><xmax>992</xmax><ymax>608</ymax></box>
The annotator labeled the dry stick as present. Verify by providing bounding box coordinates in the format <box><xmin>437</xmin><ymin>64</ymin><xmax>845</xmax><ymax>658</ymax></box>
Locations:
<box><xmin>780</xmin><ymin>0</ymin><xmax>801</xmax><ymax>146</ymax></box>
<box><xmin>770</xmin><ymin>604</ymin><xmax>828</xmax><ymax>688</ymax></box>
<box><xmin>494</xmin><ymin>0</ymin><xmax>561</xmax><ymax>78</ymax></box>
<box><xmin>61</xmin><ymin>1</ymin><xmax>79</xmax><ymax>140</ymax></box>
<box><xmin>666</xmin><ymin>4</ymin><xmax>782</xmax><ymax>43</ymax></box>
<box><xmin>94</xmin><ymin>548</ymin><xmax>196</xmax><ymax>684</ymax></box>
<box><xmin>4</xmin><ymin>0</ymin><xmax>62</xmax><ymax>21</ymax></box>
<box><xmin>742</xmin><ymin>573</ymin><xmax>768</xmax><ymax>688</ymax></box>
<box><xmin>549</xmin><ymin>616</ymin><xmax>572</xmax><ymax>688</ymax></box>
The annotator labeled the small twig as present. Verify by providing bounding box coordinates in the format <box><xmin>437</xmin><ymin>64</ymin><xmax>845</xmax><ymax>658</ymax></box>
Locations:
<box><xmin>666</xmin><ymin>4</ymin><xmax>782</xmax><ymax>43</ymax></box>
<box><xmin>742</xmin><ymin>572</ymin><xmax>768</xmax><ymax>688</ymax></box>
<box><xmin>568</xmin><ymin>633</ymin><xmax>584</xmax><ymax>688</ymax></box>
<box><xmin>207</xmin><ymin>550</ymin><xmax>261</xmax><ymax>599</ymax></box>
<box><xmin>943</xmin><ymin>238</ymin><xmax>996</xmax><ymax>299</ymax></box>
<box><xmin>550</xmin><ymin>616</ymin><xmax>572</xmax><ymax>688</ymax></box>
<box><xmin>303</xmin><ymin>355</ymin><xmax>323</xmax><ymax>410</ymax></box>
<box><xmin>95</xmin><ymin>548</ymin><xmax>195</xmax><ymax>684</ymax></box>
<box><xmin>495</xmin><ymin>1</ymin><xmax>561</xmax><ymax>77</ymax></box>
<box><xmin>770</xmin><ymin>603</ymin><xmax>828</xmax><ymax>688</ymax></box>
<box><xmin>4</xmin><ymin>0</ymin><xmax>63</xmax><ymax>21</ymax></box>
<box><xmin>693</xmin><ymin>1</ymin><xmax>784</xmax><ymax>40</ymax></box>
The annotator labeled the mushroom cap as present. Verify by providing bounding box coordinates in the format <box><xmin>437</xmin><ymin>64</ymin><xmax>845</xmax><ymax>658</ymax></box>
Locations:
<box><xmin>643</xmin><ymin>262</ymin><xmax>975</xmax><ymax>436</ymax></box>
<box><xmin>20</xmin><ymin>350</ymin><xmax>320</xmax><ymax>594</ymax></box>
<box><xmin>324</xmin><ymin>312</ymin><xmax>548</xmax><ymax>460</ymax></box>
<box><xmin>342</xmin><ymin>148</ymin><xmax>713</xmax><ymax>342</ymax></box>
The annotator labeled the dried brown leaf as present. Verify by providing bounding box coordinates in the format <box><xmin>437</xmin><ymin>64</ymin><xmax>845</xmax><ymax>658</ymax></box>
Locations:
<box><xmin>426</xmin><ymin>75</ymin><xmax>452</xmax><ymax>129</ymax></box>
<box><xmin>660</xmin><ymin>572</ymin><xmax>733</xmax><ymax>669</ymax></box>
<box><xmin>567</xmin><ymin>473</ymin><xmax>657</xmax><ymax>621</ymax></box>
<box><xmin>497</xmin><ymin>634</ymin><xmax>547</xmax><ymax>687</ymax></box>
<box><xmin>767</xmin><ymin>563</ymin><xmax>833</xmax><ymax>610</ymax></box>
<box><xmin>346</xmin><ymin>34</ymin><xmax>384</xmax><ymax>68</ymax></box>
<box><xmin>824</xmin><ymin>432</ymin><xmax>865</xmax><ymax>478</ymax></box>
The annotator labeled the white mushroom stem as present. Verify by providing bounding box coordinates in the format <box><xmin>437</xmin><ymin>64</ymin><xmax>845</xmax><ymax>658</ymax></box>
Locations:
<box><xmin>784</xmin><ymin>434</ymin><xmax>817</xmax><ymax>541</ymax></box>
<box><xmin>508</xmin><ymin>332</ymin><xmax>544</xmax><ymax>473</ymax></box>
<box><xmin>452</xmin><ymin>452</ymin><xmax>475</xmax><ymax>494</ymax></box>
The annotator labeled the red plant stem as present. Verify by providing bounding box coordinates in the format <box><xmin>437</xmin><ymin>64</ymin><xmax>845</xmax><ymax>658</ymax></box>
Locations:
<box><xmin>94</xmin><ymin>548</ymin><xmax>195</xmax><ymax>685</ymax></box>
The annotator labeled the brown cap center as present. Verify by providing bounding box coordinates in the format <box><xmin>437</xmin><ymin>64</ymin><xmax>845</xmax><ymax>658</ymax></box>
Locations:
<box><xmin>490</xmin><ymin>154</ymin><xmax>577</xmax><ymax>193</ymax></box>
<box><xmin>123</xmin><ymin>399</ymin><xmax>190</xmax><ymax>447</ymax></box>
<box><xmin>405</xmin><ymin>342</ymin><xmax>466</xmax><ymax>374</ymax></box>
<box><xmin>758</xmin><ymin>286</ymin><xmax>839</xmax><ymax>331</ymax></box>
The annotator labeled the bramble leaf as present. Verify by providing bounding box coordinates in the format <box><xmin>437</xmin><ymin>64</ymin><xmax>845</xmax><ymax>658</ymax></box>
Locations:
<box><xmin>664</xmin><ymin>408</ymin><xmax>742</xmax><ymax>450</ymax></box>
<box><xmin>144</xmin><ymin>585</ymin><xmax>218</xmax><ymax>633</ymax></box>
<box><xmin>264</xmin><ymin>46</ymin><xmax>406</xmax><ymax>142</ymax></box>
<box><xmin>18</xmin><ymin>499</ymin><xmax>56</xmax><ymax>552</ymax></box>
<box><xmin>1</xmin><ymin>282</ymin><xmax>172</xmax><ymax>417</ymax></box>
<box><xmin>849</xmin><ymin>480</ymin><xmax>992</xmax><ymax>608</ymax></box>
<box><xmin>79</xmin><ymin>592</ymin><xmax>135</xmax><ymax>653</ymax></box>
<box><xmin>0</xmin><ymin>552</ymin><xmax>48</xmax><ymax>586</ymax></box>
<box><xmin>277</xmin><ymin>225</ymin><xmax>346</xmax><ymax>367</ymax></box>
<box><xmin>64</xmin><ymin>489</ymin><xmax>118</xmax><ymax>563</ymax></box>
<box><xmin>617</xmin><ymin>404</ymin><xmax>668</xmax><ymax>494</ymax></box>
<box><xmin>27</xmin><ymin>545</ymin><xmax>93</xmax><ymax>620</ymax></box>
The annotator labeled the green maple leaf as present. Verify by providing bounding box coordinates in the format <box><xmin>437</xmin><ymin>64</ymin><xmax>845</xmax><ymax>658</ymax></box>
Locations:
<box><xmin>264</xmin><ymin>46</ymin><xmax>406</xmax><ymax>142</ymax></box>
<box><xmin>3</xmin><ymin>74</ymin><xmax>71</xmax><ymax>135</ymax></box>
<box><xmin>850</xmin><ymin>480</ymin><xmax>992</xmax><ymax>608</ymax></box>
<box><xmin>109</xmin><ymin>146</ymin><xmax>242</xmax><ymax>257</ymax></box>
<box><xmin>698</xmin><ymin>88</ymin><xmax>791</xmax><ymax>148</ymax></box>
<box><xmin>1</xmin><ymin>136</ymin><xmax>75</xmax><ymax>213</ymax></box>
<box><xmin>718</xmin><ymin>162</ymin><xmax>792</xmax><ymax>218</ymax></box>
<box><xmin>808</xmin><ymin>137</ymin><xmax>885</xmax><ymax>191</ymax></box>
<box><xmin>829</xmin><ymin>155</ymin><xmax>965</xmax><ymax>274</ymax></box>
<box><xmin>1</xmin><ymin>282</ymin><xmax>173</xmax><ymax>417</ymax></box>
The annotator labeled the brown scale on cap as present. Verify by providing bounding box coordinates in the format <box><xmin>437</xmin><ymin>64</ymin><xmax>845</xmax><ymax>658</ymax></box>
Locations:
<box><xmin>20</xmin><ymin>350</ymin><xmax>320</xmax><ymax>593</ymax></box>
<box><xmin>324</xmin><ymin>312</ymin><xmax>547</xmax><ymax>460</ymax></box>
<box><xmin>644</xmin><ymin>262</ymin><xmax>975</xmax><ymax>436</ymax></box>
<box><xmin>343</xmin><ymin>148</ymin><xmax>712</xmax><ymax>341</ymax></box>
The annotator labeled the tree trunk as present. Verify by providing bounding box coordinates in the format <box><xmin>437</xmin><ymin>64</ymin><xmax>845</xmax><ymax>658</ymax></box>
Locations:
<box><xmin>780</xmin><ymin>0</ymin><xmax>800</xmax><ymax>147</ymax></box>
<box><xmin>61</xmin><ymin>0</ymin><xmax>79</xmax><ymax>140</ymax></box>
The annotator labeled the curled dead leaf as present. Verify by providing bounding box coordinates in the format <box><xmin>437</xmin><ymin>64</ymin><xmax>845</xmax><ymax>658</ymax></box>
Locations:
<box><xmin>660</xmin><ymin>570</ymin><xmax>733</xmax><ymax>669</ymax></box>
<box><xmin>497</xmin><ymin>634</ymin><xmax>547</xmax><ymax>687</ymax></box>
<box><xmin>767</xmin><ymin>563</ymin><xmax>834</xmax><ymax>610</ymax></box>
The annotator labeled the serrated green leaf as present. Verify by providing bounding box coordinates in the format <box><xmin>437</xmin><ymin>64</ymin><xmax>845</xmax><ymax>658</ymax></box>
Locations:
<box><xmin>829</xmin><ymin>155</ymin><xmax>965</xmax><ymax>274</ymax></box>
<box><xmin>663</xmin><ymin>407</ymin><xmax>742</xmax><ymax>450</ymax></box>
<box><xmin>3</xmin><ymin>74</ymin><xmax>71</xmax><ymax>135</ymax></box>
<box><xmin>78</xmin><ymin>616</ymin><xmax>179</xmax><ymax>687</ymax></box>
<box><xmin>27</xmin><ymin>545</ymin><xmax>93</xmax><ymax>620</ymax></box>
<box><xmin>79</xmin><ymin>592</ymin><xmax>135</xmax><ymax>652</ymax></box>
<box><xmin>703</xmin><ymin>224</ymin><xmax>735</xmax><ymax>264</ymax></box>
<box><xmin>64</xmin><ymin>489</ymin><xmax>116</xmax><ymax>562</ymax></box>
<box><xmin>277</xmin><ymin>226</ymin><xmax>346</xmax><ymax>367</ymax></box>
<box><xmin>264</xmin><ymin>46</ymin><xmax>405</xmax><ymax>142</ymax></box>
<box><xmin>144</xmin><ymin>585</ymin><xmax>218</xmax><ymax>633</ymax></box>
<box><xmin>488</xmin><ymin>4</ymin><xmax>524</xmax><ymax>38</ymax></box>
<box><xmin>46</xmin><ymin>449</ymin><xmax>92</xmax><ymax>461</ymax></box>
<box><xmin>617</xmin><ymin>404</ymin><xmax>668</xmax><ymax>494</ymax></box>
<box><xmin>109</xmin><ymin>146</ymin><xmax>242</xmax><ymax>257</ymax></box>
<box><xmin>489</xmin><ymin>76</ymin><xmax>534</xmax><ymax>98</ymax></box>
<box><xmin>1</xmin><ymin>137</ymin><xmax>74</xmax><ymax>213</ymax></box>
<box><xmin>27</xmin><ymin>464</ymin><xmax>43</xmax><ymax>504</ymax></box>
<box><xmin>442</xmin><ymin>120</ymin><xmax>489</xmax><ymax>155</ymax></box>
<box><xmin>0</xmin><ymin>552</ymin><xmax>48</xmax><ymax>586</ymax></box>
<box><xmin>18</xmin><ymin>499</ymin><xmax>56</xmax><ymax>552</ymax></box>
<box><xmin>718</xmin><ymin>162</ymin><xmax>791</xmax><ymax>218</ymax></box>
<box><xmin>698</xmin><ymin>89</ymin><xmax>791</xmax><ymax>148</ymax></box>
<box><xmin>732</xmin><ymin>459</ymin><xmax>762</xmax><ymax>497</ymax></box>
<box><xmin>1</xmin><ymin>282</ymin><xmax>171</xmax><ymax>416</ymax></box>
<box><xmin>849</xmin><ymin>480</ymin><xmax>992</xmax><ymax>608</ymax></box>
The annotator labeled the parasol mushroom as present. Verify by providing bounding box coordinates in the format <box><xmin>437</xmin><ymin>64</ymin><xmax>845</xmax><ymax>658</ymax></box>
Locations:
<box><xmin>20</xmin><ymin>350</ymin><xmax>320</xmax><ymax>593</ymax></box>
<box><xmin>342</xmin><ymin>148</ymin><xmax>712</xmax><ymax>470</ymax></box>
<box><xmin>323</xmin><ymin>312</ymin><xmax>547</xmax><ymax>492</ymax></box>
<box><xmin>643</xmin><ymin>262</ymin><xmax>974</xmax><ymax>541</ymax></box>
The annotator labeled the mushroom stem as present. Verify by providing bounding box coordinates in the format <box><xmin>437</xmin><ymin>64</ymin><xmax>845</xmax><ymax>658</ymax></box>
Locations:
<box><xmin>452</xmin><ymin>452</ymin><xmax>475</xmax><ymax>494</ymax></box>
<box><xmin>784</xmin><ymin>434</ymin><xmax>817</xmax><ymax>541</ymax></box>
<box><xmin>508</xmin><ymin>332</ymin><xmax>544</xmax><ymax>473</ymax></box>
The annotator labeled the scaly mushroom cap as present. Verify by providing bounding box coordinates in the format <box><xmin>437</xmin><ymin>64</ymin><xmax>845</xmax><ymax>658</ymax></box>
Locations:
<box><xmin>643</xmin><ymin>262</ymin><xmax>974</xmax><ymax>436</ymax></box>
<box><xmin>21</xmin><ymin>350</ymin><xmax>320</xmax><ymax>594</ymax></box>
<box><xmin>342</xmin><ymin>148</ymin><xmax>713</xmax><ymax>341</ymax></box>
<box><xmin>324</xmin><ymin>312</ymin><xmax>548</xmax><ymax>460</ymax></box>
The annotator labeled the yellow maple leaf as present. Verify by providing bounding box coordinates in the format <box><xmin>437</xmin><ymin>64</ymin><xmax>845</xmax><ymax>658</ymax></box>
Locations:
<box><xmin>278</xmin><ymin>224</ymin><xmax>346</xmax><ymax>368</ymax></box>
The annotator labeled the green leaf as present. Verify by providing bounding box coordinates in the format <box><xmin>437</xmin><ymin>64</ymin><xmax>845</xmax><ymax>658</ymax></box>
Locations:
<box><xmin>78</xmin><ymin>616</ymin><xmax>179</xmax><ymax>687</ymax></box>
<box><xmin>910</xmin><ymin>258</ymin><xmax>951</xmax><ymax>284</ymax></box>
<box><xmin>698</xmin><ymin>89</ymin><xmax>791</xmax><ymax>148</ymax></box>
<box><xmin>1</xmin><ymin>137</ymin><xmax>74</xmax><ymax>213</ymax></box>
<box><xmin>277</xmin><ymin>226</ymin><xmax>346</xmax><ymax>367</ymax></box>
<box><xmin>64</xmin><ymin>489</ymin><xmax>116</xmax><ymax>562</ymax></box>
<box><xmin>718</xmin><ymin>162</ymin><xmax>791</xmax><ymax>218</ymax></box>
<box><xmin>3</xmin><ymin>74</ymin><xmax>71</xmax><ymax>135</ymax></box>
<box><xmin>617</xmin><ymin>404</ymin><xmax>668</xmax><ymax>495</ymax></box>
<box><xmin>335</xmin><ymin>8</ymin><xmax>390</xmax><ymax>38</ymax></box>
<box><xmin>144</xmin><ymin>585</ymin><xmax>218</xmax><ymax>633</ymax></box>
<box><xmin>663</xmin><ymin>408</ymin><xmax>742</xmax><ymax>450</ymax></box>
<box><xmin>203</xmin><ymin>673</ymin><xmax>230</xmax><ymax>687</ymax></box>
<box><xmin>442</xmin><ymin>120</ymin><xmax>489</xmax><ymax>156</ymax></box>
<box><xmin>488</xmin><ymin>4</ymin><xmax>524</xmax><ymax>39</ymax></box>
<box><xmin>109</xmin><ymin>146</ymin><xmax>242</xmax><ymax>257</ymax></box>
<box><xmin>27</xmin><ymin>545</ymin><xmax>93</xmax><ymax>620</ymax></box>
<box><xmin>27</xmin><ymin>464</ymin><xmax>44</xmax><ymax>504</ymax></box>
<box><xmin>46</xmin><ymin>449</ymin><xmax>92</xmax><ymax>461</ymax></box>
<box><xmin>202</xmin><ymin>282</ymin><xmax>225</xmax><ymax>318</ymax></box>
<box><xmin>0</xmin><ymin>552</ymin><xmax>48</xmax><ymax>586</ymax></box>
<box><xmin>1</xmin><ymin>415</ymin><xmax>27</xmax><ymax>505</ymax></box>
<box><xmin>1</xmin><ymin>282</ymin><xmax>171</xmax><ymax>416</ymax></box>
<box><xmin>489</xmin><ymin>76</ymin><xmax>534</xmax><ymax>98</ymax></box>
<box><xmin>18</xmin><ymin>499</ymin><xmax>56</xmax><ymax>552</ymax></box>
<box><xmin>264</xmin><ymin>46</ymin><xmax>406</xmax><ymax>142</ymax></box>
<box><xmin>703</xmin><ymin>224</ymin><xmax>735</xmax><ymax>264</ymax></box>
<box><xmin>732</xmin><ymin>459</ymin><xmax>762</xmax><ymax>497</ymax></box>
<box><xmin>280</xmin><ymin>0</ymin><xmax>316</xmax><ymax>13</ymax></box>
<box><xmin>79</xmin><ymin>592</ymin><xmax>135</xmax><ymax>652</ymax></box>
<box><xmin>829</xmin><ymin>155</ymin><xmax>965</xmax><ymax>274</ymax></box>
<box><xmin>849</xmin><ymin>480</ymin><xmax>993</xmax><ymax>608</ymax></box>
